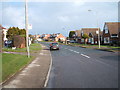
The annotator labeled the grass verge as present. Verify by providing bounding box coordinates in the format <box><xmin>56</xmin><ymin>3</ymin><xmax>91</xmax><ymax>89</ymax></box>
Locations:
<box><xmin>2</xmin><ymin>53</ymin><xmax>34</xmax><ymax>82</ymax></box>
<box><xmin>69</xmin><ymin>43</ymin><xmax>120</xmax><ymax>49</ymax></box>
<box><xmin>2</xmin><ymin>43</ymin><xmax>42</xmax><ymax>52</ymax></box>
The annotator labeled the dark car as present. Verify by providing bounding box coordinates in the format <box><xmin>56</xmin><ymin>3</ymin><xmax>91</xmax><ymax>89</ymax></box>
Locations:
<box><xmin>69</xmin><ymin>40</ymin><xmax>77</xmax><ymax>43</ymax></box>
<box><xmin>5</xmin><ymin>40</ymin><xmax>13</xmax><ymax>48</ymax></box>
<box><xmin>49</xmin><ymin>42</ymin><xmax>59</xmax><ymax>50</ymax></box>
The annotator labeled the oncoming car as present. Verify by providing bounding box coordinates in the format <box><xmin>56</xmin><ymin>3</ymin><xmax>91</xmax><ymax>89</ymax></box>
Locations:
<box><xmin>49</xmin><ymin>42</ymin><xmax>59</xmax><ymax>50</ymax></box>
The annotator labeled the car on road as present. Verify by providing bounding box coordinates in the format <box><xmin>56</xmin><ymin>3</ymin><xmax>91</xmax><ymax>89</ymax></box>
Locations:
<box><xmin>49</xmin><ymin>42</ymin><xmax>59</xmax><ymax>50</ymax></box>
<box><xmin>69</xmin><ymin>40</ymin><xmax>77</xmax><ymax>43</ymax></box>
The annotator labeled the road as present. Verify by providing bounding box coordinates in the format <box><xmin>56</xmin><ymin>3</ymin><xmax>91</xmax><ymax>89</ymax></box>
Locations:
<box><xmin>40</xmin><ymin>42</ymin><xmax>118</xmax><ymax>88</ymax></box>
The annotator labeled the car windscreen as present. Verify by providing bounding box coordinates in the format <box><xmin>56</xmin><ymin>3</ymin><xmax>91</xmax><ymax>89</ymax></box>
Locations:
<box><xmin>52</xmin><ymin>43</ymin><xmax>58</xmax><ymax>46</ymax></box>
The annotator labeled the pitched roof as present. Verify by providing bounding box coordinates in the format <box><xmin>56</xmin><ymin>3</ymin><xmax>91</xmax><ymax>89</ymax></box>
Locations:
<box><xmin>81</xmin><ymin>28</ymin><xmax>101</xmax><ymax>36</ymax></box>
<box><xmin>0</xmin><ymin>24</ymin><xmax>6</xmax><ymax>30</ymax></box>
<box><xmin>105</xmin><ymin>22</ymin><xmax>120</xmax><ymax>35</ymax></box>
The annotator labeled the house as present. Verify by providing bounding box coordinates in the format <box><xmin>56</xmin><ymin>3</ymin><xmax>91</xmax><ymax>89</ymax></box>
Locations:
<box><xmin>49</xmin><ymin>33</ymin><xmax>66</xmax><ymax>42</ymax></box>
<box><xmin>55</xmin><ymin>33</ymin><xmax>66</xmax><ymax>42</ymax></box>
<box><xmin>49</xmin><ymin>33</ymin><xmax>60</xmax><ymax>41</ymax></box>
<box><xmin>103</xmin><ymin>22</ymin><xmax>120</xmax><ymax>45</ymax></box>
<box><xmin>0</xmin><ymin>25</ymin><xmax>2</xmax><ymax>50</ymax></box>
<box><xmin>75</xmin><ymin>30</ymin><xmax>82</xmax><ymax>43</ymax></box>
<box><xmin>76</xmin><ymin>28</ymin><xmax>102</xmax><ymax>44</ymax></box>
<box><xmin>0</xmin><ymin>25</ymin><xmax>8</xmax><ymax>41</ymax></box>
<box><xmin>40</xmin><ymin>33</ymin><xmax>66</xmax><ymax>42</ymax></box>
<box><xmin>43</xmin><ymin>34</ymin><xmax>50</xmax><ymax>41</ymax></box>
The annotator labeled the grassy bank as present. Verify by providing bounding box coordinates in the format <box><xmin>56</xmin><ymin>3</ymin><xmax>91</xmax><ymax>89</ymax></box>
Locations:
<box><xmin>2</xmin><ymin>53</ymin><xmax>34</xmax><ymax>82</ymax></box>
<box><xmin>2</xmin><ymin>43</ymin><xmax>42</xmax><ymax>83</ymax></box>
<box><xmin>3</xmin><ymin>43</ymin><xmax>42</xmax><ymax>52</ymax></box>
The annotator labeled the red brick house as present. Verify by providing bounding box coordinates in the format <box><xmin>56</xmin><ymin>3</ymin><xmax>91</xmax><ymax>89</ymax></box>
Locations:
<box><xmin>76</xmin><ymin>28</ymin><xmax>102</xmax><ymax>44</ymax></box>
<box><xmin>40</xmin><ymin>33</ymin><xmax>66</xmax><ymax>42</ymax></box>
<box><xmin>75</xmin><ymin>30</ymin><xmax>81</xmax><ymax>43</ymax></box>
<box><xmin>103</xmin><ymin>22</ymin><xmax>120</xmax><ymax>45</ymax></box>
<box><xmin>55</xmin><ymin>33</ymin><xmax>66</xmax><ymax>42</ymax></box>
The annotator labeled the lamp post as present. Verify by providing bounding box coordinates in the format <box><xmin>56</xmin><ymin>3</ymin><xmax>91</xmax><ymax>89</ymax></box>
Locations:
<box><xmin>63</xmin><ymin>28</ymin><xmax>67</xmax><ymax>44</ymax></box>
<box><xmin>88</xmin><ymin>9</ymin><xmax>101</xmax><ymax>48</ymax></box>
<box><xmin>25</xmin><ymin>0</ymin><xmax>30</xmax><ymax>58</ymax></box>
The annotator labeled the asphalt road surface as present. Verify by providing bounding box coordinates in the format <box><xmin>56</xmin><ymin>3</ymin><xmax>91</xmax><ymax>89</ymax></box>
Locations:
<box><xmin>40</xmin><ymin>42</ymin><xmax>118</xmax><ymax>88</ymax></box>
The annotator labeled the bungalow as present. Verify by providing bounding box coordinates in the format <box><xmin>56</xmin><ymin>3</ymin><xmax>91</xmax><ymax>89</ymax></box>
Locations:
<box><xmin>102</xmin><ymin>22</ymin><xmax>120</xmax><ymax>45</ymax></box>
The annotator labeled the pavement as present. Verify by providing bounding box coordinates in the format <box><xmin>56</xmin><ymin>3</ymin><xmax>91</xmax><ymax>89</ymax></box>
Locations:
<box><xmin>3</xmin><ymin>44</ymin><xmax>51</xmax><ymax>88</ymax></box>
<box><xmin>40</xmin><ymin>42</ymin><xmax>119</xmax><ymax>88</ymax></box>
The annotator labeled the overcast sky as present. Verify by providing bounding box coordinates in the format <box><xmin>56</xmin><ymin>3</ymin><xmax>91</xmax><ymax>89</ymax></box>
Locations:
<box><xmin>1</xmin><ymin>0</ymin><xmax>119</xmax><ymax>36</ymax></box>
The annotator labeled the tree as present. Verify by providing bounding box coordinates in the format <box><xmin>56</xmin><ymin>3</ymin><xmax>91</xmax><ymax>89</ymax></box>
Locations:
<box><xmin>19</xmin><ymin>29</ymin><xmax>26</xmax><ymax>35</ymax></box>
<box><xmin>7</xmin><ymin>27</ymin><xmax>26</xmax><ymax>40</ymax></box>
<box><xmin>69</xmin><ymin>31</ymin><xmax>76</xmax><ymax>38</ymax></box>
<box><xmin>82</xmin><ymin>33</ymin><xmax>89</xmax><ymax>44</ymax></box>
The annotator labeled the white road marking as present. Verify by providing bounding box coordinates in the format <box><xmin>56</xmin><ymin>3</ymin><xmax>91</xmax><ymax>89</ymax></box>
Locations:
<box><xmin>68</xmin><ymin>49</ymin><xmax>73</xmax><ymax>51</ymax></box>
<box><xmin>39</xmin><ymin>53</ymin><xmax>47</xmax><ymax>55</ymax></box>
<box><xmin>73</xmin><ymin>51</ymin><xmax>80</xmax><ymax>54</ymax></box>
<box><xmin>81</xmin><ymin>53</ymin><xmax>90</xmax><ymax>58</ymax></box>
<box><xmin>67</xmin><ymin>48</ymin><xmax>80</xmax><ymax>54</ymax></box>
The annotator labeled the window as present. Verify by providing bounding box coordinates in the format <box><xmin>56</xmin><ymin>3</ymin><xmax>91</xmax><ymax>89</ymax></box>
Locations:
<box><xmin>104</xmin><ymin>37</ymin><xmax>110</xmax><ymax>43</ymax></box>
<box><xmin>111</xmin><ymin>34</ymin><xmax>118</xmax><ymax>38</ymax></box>
<box><xmin>81</xmin><ymin>39</ymin><xmax>84</xmax><ymax>42</ymax></box>
<box><xmin>104</xmin><ymin>25</ymin><xmax>108</xmax><ymax>34</ymax></box>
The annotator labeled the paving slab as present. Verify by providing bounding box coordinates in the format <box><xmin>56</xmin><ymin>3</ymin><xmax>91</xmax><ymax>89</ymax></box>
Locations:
<box><xmin>3</xmin><ymin>44</ymin><xmax>51</xmax><ymax>88</ymax></box>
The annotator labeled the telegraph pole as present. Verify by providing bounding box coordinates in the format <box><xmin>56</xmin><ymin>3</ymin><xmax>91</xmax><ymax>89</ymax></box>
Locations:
<box><xmin>25</xmin><ymin>0</ymin><xmax>30</xmax><ymax>58</ymax></box>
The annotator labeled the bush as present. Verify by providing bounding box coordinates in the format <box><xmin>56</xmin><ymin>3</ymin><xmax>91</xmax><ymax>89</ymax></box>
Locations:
<box><xmin>13</xmin><ymin>35</ymin><xmax>26</xmax><ymax>48</ymax></box>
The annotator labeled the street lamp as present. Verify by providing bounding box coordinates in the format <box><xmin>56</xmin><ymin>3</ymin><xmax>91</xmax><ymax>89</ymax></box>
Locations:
<box><xmin>62</xmin><ymin>28</ymin><xmax>68</xmax><ymax>44</ymax></box>
<box><xmin>88</xmin><ymin>9</ymin><xmax>101</xmax><ymax>48</ymax></box>
<box><xmin>25</xmin><ymin>0</ymin><xmax>30</xmax><ymax>58</ymax></box>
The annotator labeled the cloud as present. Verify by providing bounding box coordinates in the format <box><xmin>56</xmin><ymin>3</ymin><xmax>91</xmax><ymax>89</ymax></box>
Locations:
<box><xmin>2</xmin><ymin>2</ymin><xmax>118</xmax><ymax>36</ymax></box>
<box><xmin>57</xmin><ymin>16</ymin><xmax>70</xmax><ymax>22</ymax></box>
<box><xmin>2</xmin><ymin>6</ymin><xmax>25</xmax><ymax>28</ymax></box>
<box><xmin>2</xmin><ymin>0</ymin><xmax>120</xmax><ymax>2</ymax></box>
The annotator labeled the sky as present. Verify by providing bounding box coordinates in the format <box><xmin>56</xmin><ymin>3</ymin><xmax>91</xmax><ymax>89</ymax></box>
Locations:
<box><xmin>1</xmin><ymin>0</ymin><xmax>119</xmax><ymax>36</ymax></box>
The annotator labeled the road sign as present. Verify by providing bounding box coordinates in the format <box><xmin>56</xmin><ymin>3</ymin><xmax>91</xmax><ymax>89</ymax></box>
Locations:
<box><xmin>28</xmin><ymin>24</ymin><xmax>32</xmax><ymax>29</ymax></box>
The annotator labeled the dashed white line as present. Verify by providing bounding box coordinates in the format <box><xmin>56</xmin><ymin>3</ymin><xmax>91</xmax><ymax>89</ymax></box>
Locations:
<box><xmin>73</xmin><ymin>51</ymin><xmax>80</xmax><ymax>54</ymax></box>
<box><xmin>81</xmin><ymin>53</ymin><xmax>90</xmax><ymax>58</ymax></box>
<box><xmin>68</xmin><ymin>49</ymin><xmax>74</xmax><ymax>51</ymax></box>
<box><xmin>65</xmin><ymin>48</ymin><xmax>90</xmax><ymax>58</ymax></box>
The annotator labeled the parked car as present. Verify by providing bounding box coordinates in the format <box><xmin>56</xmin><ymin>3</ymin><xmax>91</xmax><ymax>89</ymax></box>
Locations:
<box><xmin>5</xmin><ymin>40</ymin><xmax>13</xmax><ymax>48</ymax></box>
<box><xmin>49</xmin><ymin>42</ymin><xmax>59</xmax><ymax>50</ymax></box>
<box><xmin>69</xmin><ymin>40</ymin><xmax>77</xmax><ymax>43</ymax></box>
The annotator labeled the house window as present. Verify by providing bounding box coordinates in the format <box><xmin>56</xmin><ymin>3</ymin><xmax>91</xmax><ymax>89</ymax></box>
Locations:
<box><xmin>104</xmin><ymin>37</ymin><xmax>110</xmax><ymax>43</ymax></box>
<box><xmin>111</xmin><ymin>34</ymin><xmax>118</xmax><ymax>38</ymax></box>
<box><xmin>105</xmin><ymin>25</ymin><xmax>108</xmax><ymax>34</ymax></box>
<box><xmin>91</xmin><ymin>38</ymin><xmax>94</xmax><ymax>44</ymax></box>
<box><xmin>88</xmin><ymin>38</ymin><xmax>91</xmax><ymax>43</ymax></box>
<box><xmin>81</xmin><ymin>31</ymin><xmax>84</xmax><ymax>36</ymax></box>
<box><xmin>81</xmin><ymin>39</ymin><xmax>84</xmax><ymax>42</ymax></box>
